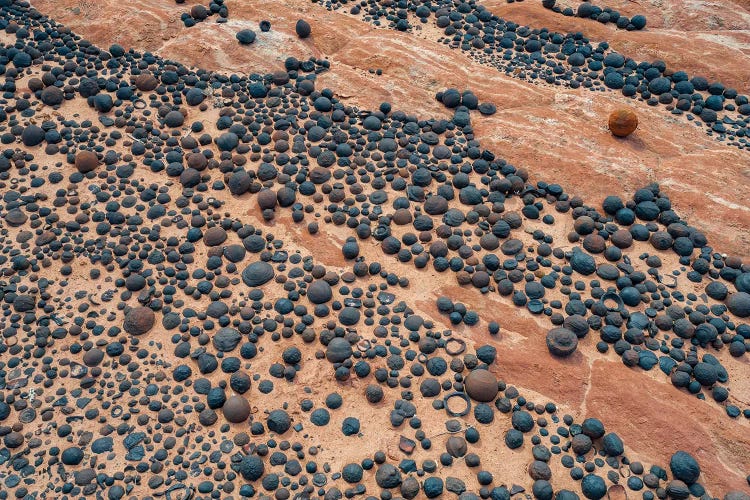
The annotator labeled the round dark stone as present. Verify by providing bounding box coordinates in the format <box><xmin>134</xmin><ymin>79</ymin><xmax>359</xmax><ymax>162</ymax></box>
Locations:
<box><xmin>546</xmin><ymin>328</ymin><xmax>578</xmax><ymax>357</ymax></box>
<box><xmin>22</xmin><ymin>125</ymin><xmax>45</xmax><ymax>147</ymax></box>
<box><xmin>424</xmin><ymin>477</ymin><xmax>444</xmax><ymax>498</ymax></box>
<box><xmin>727</xmin><ymin>292</ymin><xmax>750</xmax><ymax>318</ymax></box>
<box><xmin>669</xmin><ymin>451</ymin><xmax>700</xmax><ymax>484</ymax></box>
<box><xmin>570</xmin><ymin>250</ymin><xmax>596</xmax><ymax>276</ymax></box>
<box><xmin>581</xmin><ymin>474</ymin><xmax>607</xmax><ymax>500</ymax></box>
<box><xmin>242</xmin><ymin>261</ymin><xmax>275</xmax><ymax>287</ymax></box>
<box><xmin>375</xmin><ymin>464</ymin><xmax>402</xmax><ymax>489</ymax></box>
<box><xmin>326</xmin><ymin>338</ymin><xmax>353</xmax><ymax>363</ymax></box>
<box><xmin>236</xmin><ymin>29</ymin><xmax>257</xmax><ymax>44</ymax></box>
<box><xmin>308</xmin><ymin>280</ymin><xmax>333</xmax><ymax>304</ymax></box>
<box><xmin>505</xmin><ymin>429</ymin><xmax>524</xmax><ymax>449</ymax></box>
<box><xmin>296</xmin><ymin>19</ymin><xmax>311</xmax><ymax>38</ymax></box>
<box><xmin>62</xmin><ymin>447</ymin><xmax>84</xmax><ymax>465</ymax></box>
<box><xmin>213</xmin><ymin>327</ymin><xmax>241</xmax><ymax>352</ymax></box>
<box><xmin>601</xmin><ymin>433</ymin><xmax>624</xmax><ymax>456</ymax></box>
<box><xmin>267</xmin><ymin>409</ymin><xmax>291</xmax><ymax>434</ymax></box>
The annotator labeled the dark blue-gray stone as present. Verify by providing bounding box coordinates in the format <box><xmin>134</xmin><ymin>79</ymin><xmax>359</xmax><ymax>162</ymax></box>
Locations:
<box><xmin>213</xmin><ymin>327</ymin><xmax>241</xmax><ymax>352</ymax></box>
<box><xmin>91</xmin><ymin>437</ymin><xmax>113</xmax><ymax>454</ymax></box>
<box><xmin>570</xmin><ymin>250</ymin><xmax>596</xmax><ymax>275</ymax></box>
<box><xmin>242</xmin><ymin>261</ymin><xmax>275</xmax><ymax>287</ymax></box>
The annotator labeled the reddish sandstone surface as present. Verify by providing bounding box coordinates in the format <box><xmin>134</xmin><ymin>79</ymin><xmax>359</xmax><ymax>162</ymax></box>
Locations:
<box><xmin>31</xmin><ymin>0</ymin><xmax>750</xmax><ymax>256</ymax></box>
<box><xmin>23</xmin><ymin>0</ymin><xmax>750</xmax><ymax>495</ymax></box>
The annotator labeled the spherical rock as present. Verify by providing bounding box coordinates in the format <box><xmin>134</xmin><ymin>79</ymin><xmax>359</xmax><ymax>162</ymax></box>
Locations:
<box><xmin>424</xmin><ymin>477</ymin><xmax>444</xmax><ymax>498</ymax></box>
<box><xmin>239</xmin><ymin>455</ymin><xmax>264</xmax><ymax>481</ymax></box>
<box><xmin>546</xmin><ymin>327</ymin><xmax>578</xmax><ymax>357</ymax></box>
<box><xmin>123</xmin><ymin>307</ymin><xmax>155</xmax><ymax>335</ymax></box>
<box><xmin>41</xmin><ymin>86</ymin><xmax>64</xmax><ymax>106</ymax></box>
<box><xmin>267</xmin><ymin>409</ymin><xmax>291</xmax><ymax>434</ymax></box>
<box><xmin>581</xmin><ymin>474</ymin><xmax>607</xmax><ymax>500</ymax></box>
<box><xmin>581</xmin><ymin>418</ymin><xmax>605</xmax><ymax>439</ymax></box>
<box><xmin>570</xmin><ymin>250</ymin><xmax>596</xmax><ymax>276</ymax></box>
<box><xmin>62</xmin><ymin>447</ymin><xmax>84</xmax><ymax>465</ymax></box>
<box><xmin>511</xmin><ymin>410</ymin><xmax>535</xmax><ymax>432</ymax></box>
<box><xmin>446</xmin><ymin>436</ymin><xmax>468</xmax><ymax>457</ymax></box>
<box><xmin>505</xmin><ymin>429</ymin><xmax>524</xmax><ymax>449</ymax></box>
<box><xmin>665</xmin><ymin>480</ymin><xmax>690</xmax><ymax>499</ymax></box>
<box><xmin>608</xmin><ymin>109</ymin><xmax>638</xmax><ymax>137</ymax></box>
<box><xmin>533</xmin><ymin>480</ymin><xmax>553</xmax><ymax>500</ymax></box>
<box><xmin>75</xmin><ymin>150</ymin><xmax>99</xmax><ymax>173</ymax></box>
<box><xmin>326</xmin><ymin>337</ymin><xmax>353</xmax><ymax>363</ymax></box>
<box><xmin>669</xmin><ymin>451</ymin><xmax>700</xmax><ymax>485</ymax></box>
<box><xmin>164</xmin><ymin>110</ymin><xmax>184</xmax><ymax>128</ymax></box>
<box><xmin>135</xmin><ymin>73</ymin><xmax>158</xmax><ymax>91</ymax></box>
<box><xmin>296</xmin><ymin>19</ymin><xmax>311</xmax><ymax>38</ymax></box>
<box><xmin>401</xmin><ymin>477</ymin><xmax>420</xmax><ymax>499</ymax></box>
<box><xmin>342</xmin><ymin>417</ymin><xmax>360</xmax><ymax>436</ymax></box>
<box><xmin>223</xmin><ymin>395</ymin><xmax>251</xmax><ymax>423</ymax></box>
<box><xmin>257</xmin><ymin>189</ymin><xmax>278</xmax><ymax>210</ymax></box>
<box><xmin>464</xmin><ymin>369</ymin><xmax>498</xmax><ymax>402</ymax></box>
<box><xmin>601</xmin><ymin>433</ymin><xmax>624</xmax><ymax>456</ymax></box>
<box><xmin>236</xmin><ymin>29</ymin><xmax>256</xmax><ymax>44</ymax></box>
<box><xmin>727</xmin><ymin>292</ymin><xmax>750</xmax><ymax>317</ymax></box>
<box><xmin>308</xmin><ymin>280</ymin><xmax>333</xmax><ymax>304</ymax></box>
<box><xmin>22</xmin><ymin>125</ymin><xmax>45</xmax><ymax>146</ymax></box>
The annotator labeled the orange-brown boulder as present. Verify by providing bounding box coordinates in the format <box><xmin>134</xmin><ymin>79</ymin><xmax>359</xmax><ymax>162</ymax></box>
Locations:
<box><xmin>135</xmin><ymin>73</ymin><xmax>158</xmax><ymax>91</ymax></box>
<box><xmin>608</xmin><ymin>109</ymin><xmax>638</xmax><ymax>137</ymax></box>
<box><xmin>464</xmin><ymin>369</ymin><xmax>498</xmax><ymax>402</ymax></box>
<box><xmin>75</xmin><ymin>150</ymin><xmax>99</xmax><ymax>173</ymax></box>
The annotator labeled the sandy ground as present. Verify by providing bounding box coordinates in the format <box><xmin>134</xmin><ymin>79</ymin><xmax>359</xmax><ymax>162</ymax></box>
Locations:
<box><xmin>0</xmin><ymin>0</ymin><xmax>748</xmax><ymax>497</ymax></box>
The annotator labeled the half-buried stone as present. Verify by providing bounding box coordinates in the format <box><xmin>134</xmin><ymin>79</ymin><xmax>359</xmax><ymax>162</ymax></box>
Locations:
<box><xmin>464</xmin><ymin>369</ymin><xmax>498</xmax><ymax>402</ymax></box>
<box><xmin>501</xmin><ymin>239</ymin><xmax>524</xmax><ymax>256</ymax></box>
<box><xmin>22</xmin><ymin>125</ymin><xmax>45</xmax><ymax>147</ymax></box>
<box><xmin>478</xmin><ymin>102</ymin><xmax>497</xmax><ymax>115</ymax></box>
<box><xmin>223</xmin><ymin>395</ymin><xmax>251</xmax><ymax>423</ymax></box>
<box><xmin>242</xmin><ymin>261</ymin><xmax>275</xmax><ymax>287</ymax></box>
<box><xmin>339</xmin><ymin>307</ymin><xmax>361</xmax><ymax>326</ymax></box>
<box><xmin>239</xmin><ymin>455</ymin><xmax>264</xmax><ymax>481</ymax></box>
<box><xmin>546</xmin><ymin>327</ymin><xmax>578</xmax><ymax>357</ymax></box>
<box><xmin>123</xmin><ymin>306</ymin><xmax>155</xmax><ymax>335</ymax></box>
<box><xmin>4</xmin><ymin>209</ymin><xmax>27</xmax><ymax>227</ymax></box>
